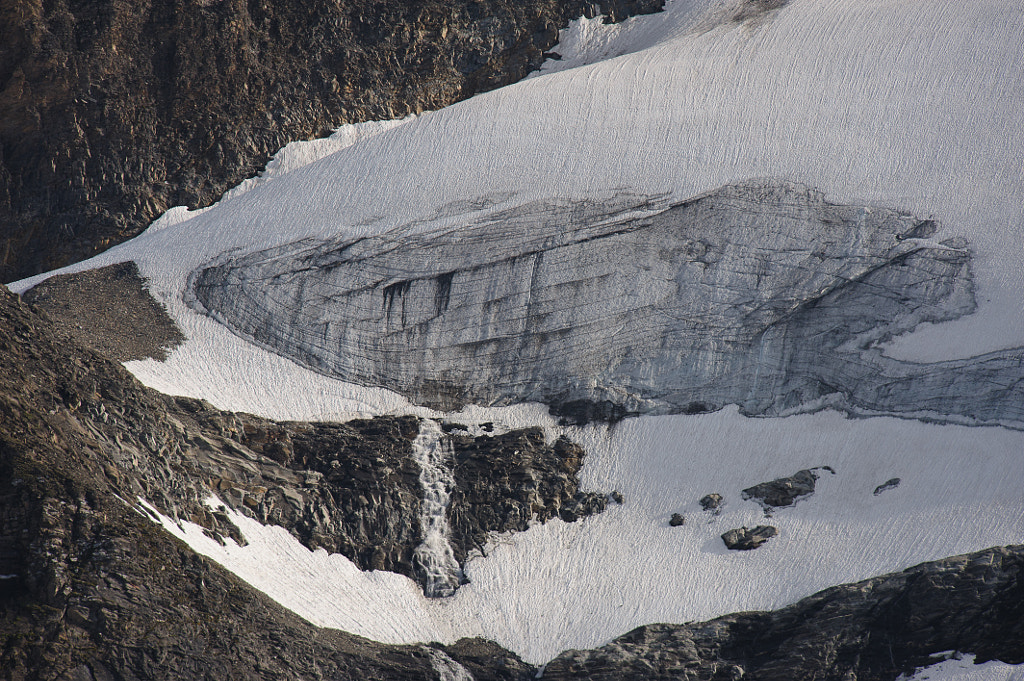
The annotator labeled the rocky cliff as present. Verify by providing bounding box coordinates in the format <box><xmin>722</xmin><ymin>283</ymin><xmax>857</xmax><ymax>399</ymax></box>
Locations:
<box><xmin>0</xmin><ymin>0</ymin><xmax>662</xmax><ymax>282</ymax></box>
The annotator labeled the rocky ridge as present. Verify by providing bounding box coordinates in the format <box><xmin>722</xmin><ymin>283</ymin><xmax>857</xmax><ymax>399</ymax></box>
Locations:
<box><xmin>9</xmin><ymin>258</ymin><xmax>610</xmax><ymax>594</ymax></box>
<box><xmin>0</xmin><ymin>0</ymin><xmax>663</xmax><ymax>281</ymax></box>
<box><xmin>0</xmin><ymin>284</ymin><xmax>534</xmax><ymax>679</ymax></box>
<box><xmin>542</xmin><ymin>544</ymin><xmax>1024</xmax><ymax>680</ymax></box>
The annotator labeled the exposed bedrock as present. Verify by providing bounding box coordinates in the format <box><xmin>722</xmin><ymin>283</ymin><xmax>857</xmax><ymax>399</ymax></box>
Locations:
<box><xmin>721</xmin><ymin>524</ymin><xmax>777</xmax><ymax>550</ymax></box>
<box><xmin>3</xmin><ymin>284</ymin><xmax>1023</xmax><ymax>679</ymax></box>
<box><xmin>742</xmin><ymin>466</ymin><xmax>834</xmax><ymax>514</ymax></box>
<box><xmin>189</xmin><ymin>180</ymin><xmax>1024</xmax><ymax>427</ymax></box>
<box><xmin>142</xmin><ymin>404</ymin><xmax>607</xmax><ymax>596</ymax></box>
<box><xmin>5</xmin><ymin>275</ymin><xmax>604</xmax><ymax>598</ymax></box>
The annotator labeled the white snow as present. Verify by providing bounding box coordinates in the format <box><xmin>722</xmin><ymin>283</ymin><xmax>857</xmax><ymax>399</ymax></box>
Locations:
<box><xmin>898</xmin><ymin>653</ymin><xmax>1024</xmax><ymax>681</ymax></box>
<box><xmin>528</xmin><ymin>0</ymin><xmax>706</xmax><ymax>79</ymax></box>
<box><xmin>12</xmin><ymin>0</ymin><xmax>1024</xmax><ymax>667</ymax></box>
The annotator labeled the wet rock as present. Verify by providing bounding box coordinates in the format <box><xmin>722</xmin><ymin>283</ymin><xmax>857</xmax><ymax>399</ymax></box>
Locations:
<box><xmin>874</xmin><ymin>478</ymin><xmax>901</xmax><ymax>496</ymax></box>
<box><xmin>447</xmin><ymin>430</ymin><xmax>608</xmax><ymax>566</ymax></box>
<box><xmin>550</xmin><ymin>399</ymin><xmax>639</xmax><ymax>426</ymax></box>
<box><xmin>721</xmin><ymin>525</ymin><xmax>778</xmax><ymax>550</ymax></box>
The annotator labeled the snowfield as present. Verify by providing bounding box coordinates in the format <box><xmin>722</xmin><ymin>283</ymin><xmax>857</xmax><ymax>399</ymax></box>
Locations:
<box><xmin>10</xmin><ymin>0</ymin><xmax>1024</xmax><ymax>668</ymax></box>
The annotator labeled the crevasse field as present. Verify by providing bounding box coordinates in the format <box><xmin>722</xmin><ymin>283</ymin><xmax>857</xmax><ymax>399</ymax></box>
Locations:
<box><xmin>12</xmin><ymin>0</ymin><xmax>1024</xmax><ymax>668</ymax></box>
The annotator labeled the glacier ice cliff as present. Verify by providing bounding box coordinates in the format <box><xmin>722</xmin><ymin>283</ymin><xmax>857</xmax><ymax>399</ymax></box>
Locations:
<box><xmin>189</xmin><ymin>180</ymin><xmax>1024</xmax><ymax>427</ymax></box>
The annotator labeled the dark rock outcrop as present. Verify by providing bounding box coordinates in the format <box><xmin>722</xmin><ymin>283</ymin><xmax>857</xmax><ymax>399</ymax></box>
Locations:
<box><xmin>0</xmin><ymin>0</ymin><xmax>663</xmax><ymax>282</ymax></box>
<box><xmin>188</xmin><ymin>180</ymin><xmax>1024</xmax><ymax>428</ymax></box>
<box><xmin>172</xmin><ymin>405</ymin><xmax>609</xmax><ymax>591</ymax></box>
<box><xmin>669</xmin><ymin>513</ymin><xmax>685</xmax><ymax>527</ymax></box>
<box><xmin>874</xmin><ymin>478</ymin><xmax>901</xmax><ymax>496</ymax></box>
<box><xmin>0</xmin><ymin>284</ymin><xmax>538</xmax><ymax>680</ymax></box>
<box><xmin>721</xmin><ymin>525</ymin><xmax>778</xmax><ymax>550</ymax></box>
<box><xmin>447</xmin><ymin>428</ymin><xmax>608</xmax><ymax>566</ymax></box>
<box><xmin>2</xmin><ymin>282</ymin><xmax>606</xmax><ymax>596</ymax></box>
<box><xmin>700</xmin><ymin>493</ymin><xmax>724</xmax><ymax>514</ymax></box>
<box><xmin>543</xmin><ymin>544</ymin><xmax>1024</xmax><ymax>680</ymax></box>
<box><xmin>741</xmin><ymin>467</ymin><xmax>831</xmax><ymax>514</ymax></box>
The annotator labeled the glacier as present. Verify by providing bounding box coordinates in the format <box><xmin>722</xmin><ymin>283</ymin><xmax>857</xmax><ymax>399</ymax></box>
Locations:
<box><xmin>187</xmin><ymin>179</ymin><xmax>1024</xmax><ymax>426</ymax></box>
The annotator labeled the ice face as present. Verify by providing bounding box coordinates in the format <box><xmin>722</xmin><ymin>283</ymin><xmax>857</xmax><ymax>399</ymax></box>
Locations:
<box><xmin>188</xmin><ymin>179</ymin><xmax>1024</xmax><ymax>427</ymax></box>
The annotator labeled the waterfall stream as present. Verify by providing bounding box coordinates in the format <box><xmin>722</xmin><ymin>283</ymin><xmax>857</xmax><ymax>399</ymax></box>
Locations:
<box><xmin>411</xmin><ymin>419</ymin><xmax>464</xmax><ymax>597</ymax></box>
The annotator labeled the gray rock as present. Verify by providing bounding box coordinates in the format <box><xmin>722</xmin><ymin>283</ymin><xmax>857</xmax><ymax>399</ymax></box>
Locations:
<box><xmin>873</xmin><ymin>478</ymin><xmax>901</xmax><ymax>496</ymax></box>
<box><xmin>721</xmin><ymin>525</ymin><xmax>778</xmax><ymax>550</ymax></box>
<box><xmin>700</xmin><ymin>493</ymin><xmax>724</xmax><ymax>514</ymax></box>
<box><xmin>189</xmin><ymin>180</ymin><xmax>1024</xmax><ymax>429</ymax></box>
<box><xmin>742</xmin><ymin>468</ymin><xmax>827</xmax><ymax>513</ymax></box>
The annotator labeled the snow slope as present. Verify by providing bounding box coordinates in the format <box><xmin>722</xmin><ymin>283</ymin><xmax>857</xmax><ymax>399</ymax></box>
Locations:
<box><xmin>10</xmin><ymin>0</ymin><xmax>1024</xmax><ymax>667</ymax></box>
<box><xmin>142</xmin><ymin>408</ymin><xmax>1024</xmax><ymax>663</ymax></box>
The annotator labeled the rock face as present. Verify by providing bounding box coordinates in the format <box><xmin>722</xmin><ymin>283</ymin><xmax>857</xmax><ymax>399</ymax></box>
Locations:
<box><xmin>0</xmin><ymin>0</ymin><xmax>663</xmax><ymax>281</ymax></box>
<box><xmin>21</xmin><ymin>261</ymin><xmax>184</xmax><ymax>362</ymax></box>
<box><xmin>543</xmin><ymin>544</ymin><xmax>1024</xmax><ymax>680</ymax></box>
<box><xmin>447</xmin><ymin>427</ymin><xmax>608</xmax><ymax>567</ymax></box>
<box><xmin>0</xmin><ymin>284</ymin><xmax>537</xmax><ymax>680</ymax></box>
<box><xmin>189</xmin><ymin>180</ymin><xmax>1024</xmax><ymax>427</ymax></box>
<box><xmin>3</xmin><ymin>281</ymin><xmax>606</xmax><ymax>602</ymax></box>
